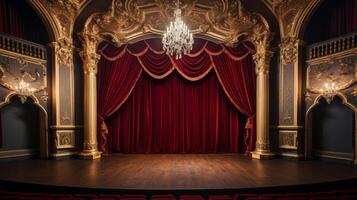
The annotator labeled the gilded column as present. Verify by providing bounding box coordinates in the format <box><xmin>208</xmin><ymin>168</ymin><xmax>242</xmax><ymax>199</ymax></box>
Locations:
<box><xmin>78</xmin><ymin>31</ymin><xmax>101</xmax><ymax>159</ymax></box>
<box><xmin>276</xmin><ymin>36</ymin><xmax>304</xmax><ymax>158</ymax></box>
<box><xmin>250</xmin><ymin>30</ymin><xmax>276</xmax><ymax>159</ymax></box>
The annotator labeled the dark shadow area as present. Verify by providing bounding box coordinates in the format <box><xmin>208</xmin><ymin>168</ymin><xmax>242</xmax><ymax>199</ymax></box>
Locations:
<box><xmin>311</xmin><ymin>97</ymin><xmax>355</xmax><ymax>162</ymax></box>
<box><xmin>0</xmin><ymin>96</ymin><xmax>41</xmax><ymax>156</ymax></box>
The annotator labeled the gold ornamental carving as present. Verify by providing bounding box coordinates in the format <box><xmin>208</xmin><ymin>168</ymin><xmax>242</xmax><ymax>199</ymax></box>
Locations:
<box><xmin>51</xmin><ymin>38</ymin><xmax>74</xmax><ymax>66</ymax></box>
<box><xmin>306</xmin><ymin>56</ymin><xmax>357</xmax><ymax>93</ymax></box>
<box><xmin>255</xmin><ymin>143</ymin><xmax>271</xmax><ymax>151</ymax></box>
<box><xmin>83</xmin><ymin>142</ymin><xmax>98</xmax><ymax>151</ymax></box>
<box><xmin>78</xmin><ymin>31</ymin><xmax>101</xmax><ymax>75</ymax></box>
<box><xmin>265</xmin><ymin>0</ymin><xmax>309</xmax><ymax>38</ymax></box>
<box><xmin>250</xmin><ymin>28</ymin><xmax>274</xmax><ymax>75</ymax></box>
<box><xmin>39</xmin><ymin>0</ymin><xmax>85</xmax><ymax>39</ymax></box>
<box><xmin>280</xmin><ymin>36</ymin><xmax>299</xmax><ymax>65</ymax></box>
<box><xmin>279</xmin><ymin>130</ymin><xmax>297</xmax><ymax>150</ymax></box>
<box><xmin>82</xmin><ymin>0</ymin><xmax>271</xmax><ymax>47</ymax></box>
<box><xmin>55</xmin><ymin>130</ymin><xmax>76</xmax><ymax>149</ymax></box>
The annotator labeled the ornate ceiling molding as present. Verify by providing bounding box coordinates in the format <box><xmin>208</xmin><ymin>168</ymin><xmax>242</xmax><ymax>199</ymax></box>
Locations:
<box><xmin>81</xmin><ymin>0</ymin><xmax>271</xmax><ymax>47</ymax></box>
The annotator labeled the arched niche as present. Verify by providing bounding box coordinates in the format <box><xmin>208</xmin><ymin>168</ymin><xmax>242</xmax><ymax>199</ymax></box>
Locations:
<box><xmin>305</xmin><ymin>94</ymin><xmax>357</xmax><ymax>164</ymax></box>
<box><xmin>0</xmin><ymin>92</ymin><xmax>48</xmax><ymax>158</ymax></box>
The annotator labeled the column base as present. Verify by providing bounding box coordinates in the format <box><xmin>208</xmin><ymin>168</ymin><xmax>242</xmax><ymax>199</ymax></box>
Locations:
<box><xmin>251</xmin><ymin>151</ymin><xmax>276</xmax><ymax>160</ymax></box>
<box><xmin>77</xmin><ymin>151</ymin><xmax>102</xmax><ymax>160</ymax></box>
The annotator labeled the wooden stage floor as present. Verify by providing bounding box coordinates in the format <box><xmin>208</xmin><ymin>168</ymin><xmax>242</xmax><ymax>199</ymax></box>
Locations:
<box><xmin>0</xmin><ymin>154</ymin><xmax>356</xmax><ymax>190</ymax></box>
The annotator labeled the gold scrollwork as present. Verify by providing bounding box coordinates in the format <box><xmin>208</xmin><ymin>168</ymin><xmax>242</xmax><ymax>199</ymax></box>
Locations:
<box><xmin>82</xmin><ymin>0</ymin><xmax>272</xmax><ymax>48</ymax></box>
<box><xmin>51</xmin><ymin>38</ymin><xmax>74</xmax><ymax>66</ymax></box>
<box><xmin>78</xmin><ymin>31</ymin><xmax>101</xmax><ymax>75</ymax></box>
<box><xmin>280</xmin><ymin>36</ymin><xmax>299</xmax><ymax>65</ymax></box>
<box><xmin>250</xmin><ymin>28</ymin><xmax>274</xmax><ymax>75</ymax></box>
<box><xmin>279</xmin><ymin>130</ymin><xmax>298</xmax><ymax>150</ymax></box>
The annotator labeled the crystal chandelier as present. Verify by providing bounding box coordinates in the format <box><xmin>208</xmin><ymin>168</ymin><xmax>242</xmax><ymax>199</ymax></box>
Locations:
<box><xmin>321</xmin><ymin>82</ymin><xmax>338</xmax><ymax>104</ymax></box>
<box><xmin>14</xmin><ymin>79</ymin><xmax>35</xmax><ymax>103</ymax></box>
<box><xmin>162</xmin><ymin>0</ymin><xmax>194</xmax><ymax>59</ymax></box>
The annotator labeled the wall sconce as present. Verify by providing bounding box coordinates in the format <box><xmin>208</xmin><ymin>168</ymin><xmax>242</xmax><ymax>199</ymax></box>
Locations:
<box><xmin>14</xmin><ymin>79</ymin><xmax>35</xmax><ymax>103</ymax></box>
<box><xmin>320</xmin><ymin>82</ymin><xmax>338</xmax><ymax>104</ymax></box>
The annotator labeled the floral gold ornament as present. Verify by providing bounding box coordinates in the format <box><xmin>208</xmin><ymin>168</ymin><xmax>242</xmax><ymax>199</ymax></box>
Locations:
<box><xmin>0</xmin><ymin>54</ymin><xmax>47</xmax><ymax>104</ymax></box>
<box><xmin>83</xmin><ymin>0</ymin><xmax>271</xmax><ymax>47</ymax></box>
<box><xmin>280</xmin><ymin>36</ymin><xmax>299</xmax><ymax>65</ymax></box>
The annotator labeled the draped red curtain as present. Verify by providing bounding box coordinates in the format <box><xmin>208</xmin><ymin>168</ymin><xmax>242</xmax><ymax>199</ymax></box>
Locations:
<box><xmin>97</xmin><ymin>38</ymin><xmax>256</xmax><ymax>154</ymax></box>
<box><xmin>107</xmin><ymin>71</ymin><xmax>246</xmax><ymax>153</ymax></box>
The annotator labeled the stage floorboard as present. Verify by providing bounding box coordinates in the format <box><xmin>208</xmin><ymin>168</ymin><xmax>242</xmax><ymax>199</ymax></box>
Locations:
<box><xmin>0</xmin><ymin>154</ymin><xmax>356</xmax><ymax>190</ymax></box>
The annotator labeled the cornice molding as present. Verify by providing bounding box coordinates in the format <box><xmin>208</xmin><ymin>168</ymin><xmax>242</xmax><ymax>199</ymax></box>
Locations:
<box><xmin>81</xmin><ymin>0</ymin><xmax>271</xmax><ymax>47</ymax></box>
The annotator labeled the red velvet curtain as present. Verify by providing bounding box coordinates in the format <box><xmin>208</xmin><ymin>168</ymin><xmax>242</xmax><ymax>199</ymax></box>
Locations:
<box><xmin>107</xmin><ymin>71</ymin><xmax>246</xmax><ymax>153</ymax></box>
<box><xmin>97</xmin><ymin>38</ymin><xmax>256</xmax><ymax>154</ymax></box>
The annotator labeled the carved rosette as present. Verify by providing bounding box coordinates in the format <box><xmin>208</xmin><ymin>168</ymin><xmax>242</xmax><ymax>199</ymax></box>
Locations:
<box><xmin>78</xmin><ymin>31</ymin><xmax>101</xmax><ymax>75</ymax></box>
<box><xmin>280</xmin><ymin>36</ymin><xmax>299</xmax><ymax>65</ymax></box>
<box><xmin>250</xmin><ymin>29</ymin><xmax>274</xmax><ymax>75</ymax></box>
<box><xmin>52</xmin><ymin>38</ymin><xmax>74</xmax><ymax>66</ymax></box>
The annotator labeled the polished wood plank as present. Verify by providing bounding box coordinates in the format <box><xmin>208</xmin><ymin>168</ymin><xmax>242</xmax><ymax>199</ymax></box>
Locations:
<box><xmin>0</xmin><ymin>154</ymin><xmax>356</xmax><ymax>190</ymax></box>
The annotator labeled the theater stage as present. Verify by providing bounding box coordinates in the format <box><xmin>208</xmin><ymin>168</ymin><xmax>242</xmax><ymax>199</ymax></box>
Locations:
<box><xmin>0</xmin><ymin>154</ymin><xmax>356</xmax><ymax>190</ymax></box>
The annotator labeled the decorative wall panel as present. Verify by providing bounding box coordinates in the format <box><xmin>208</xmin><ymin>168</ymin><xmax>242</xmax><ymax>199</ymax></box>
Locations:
<box><xmin>307</xmin><ymin>55</ymin><xmax>357</xmax><ymax>93</ymax></box>
<box><xmin>56</xmin><ymin>130</ymin><xmax>76</xmax><ymax>149</ymax></box>
<box><xmin>278</xmin><ymin>130</ymin><xmax>298</xmax><ymax>150</ymax></box>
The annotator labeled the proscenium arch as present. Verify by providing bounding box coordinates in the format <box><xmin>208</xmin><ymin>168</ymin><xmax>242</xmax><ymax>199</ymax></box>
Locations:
<box><xmin>0</xmin><ymin>92</ymin><xmax>49</xmax><ymax>159</ymax></box>
<box><xmin>77</xmin><ymin>0</ymin><xmax>278</xmax><ymax>159</ymax></box>
<box><xmin>305</xmin><ymin>93</ymin><xmax>357</xmax><ymax>165</ymax></box>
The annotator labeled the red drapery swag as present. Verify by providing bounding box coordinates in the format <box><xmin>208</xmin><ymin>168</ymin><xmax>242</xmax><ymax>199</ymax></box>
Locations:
<box><xmin>97</xmin><ymin>38</ymin><xmax>256</xmax><ymax>154</ymax></box>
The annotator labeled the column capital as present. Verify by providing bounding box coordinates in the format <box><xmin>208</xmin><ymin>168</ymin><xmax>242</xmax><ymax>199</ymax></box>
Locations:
<box><xmin>250</xmin><ymin>28</ymin><xmax>274</xmax><ymax>75</ymax></box>
<box><xmin>252</xmin><ymin>50</ymin><xmax>274</xmax><ymax>75</ymax></box>
<box><xmin>78</xmin><ymin>30</ymin><xmax>101</xmax><ymax>75</ymax></box>
<box><xmin>49</xmin><ymin>37</ymin><xmax>74</xmax><ymax>66</ymax></box>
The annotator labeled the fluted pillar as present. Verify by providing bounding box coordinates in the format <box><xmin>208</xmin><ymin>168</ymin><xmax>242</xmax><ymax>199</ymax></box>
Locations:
<box><xmin>250</xmin><ymin>30</ymin><xmax>276</xmax><ymax>159</ymax></box>
<box><xmin>78</xmin><ymin>31</ymin><xmax>101</xmax><ymax>159</ymax></box>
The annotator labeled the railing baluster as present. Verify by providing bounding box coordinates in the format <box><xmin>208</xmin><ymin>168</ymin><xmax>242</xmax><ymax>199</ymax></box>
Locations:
<box><xmin>0</xmin><ymin>33</ymin><xmax>47</xmax><ymax>60</ymax></box>
<box><xmin>307</xmin><ymin>32</ymin><xmax>357</xmax><ymax>60</ymax></box>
